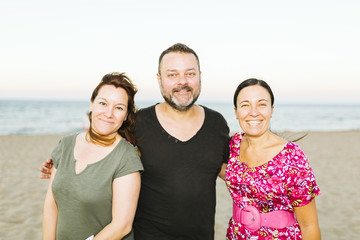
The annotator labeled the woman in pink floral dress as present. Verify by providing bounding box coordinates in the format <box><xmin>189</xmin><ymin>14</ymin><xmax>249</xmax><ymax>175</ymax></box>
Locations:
<box><xmin>225</xmin><ymin>79</ymin><xmax>321</xmax><ymax>239</ymax></box>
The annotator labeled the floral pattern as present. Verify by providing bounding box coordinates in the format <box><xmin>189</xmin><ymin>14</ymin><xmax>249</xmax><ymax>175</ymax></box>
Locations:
<box><xmin>225</xmin><ymin>132</ymin><xmax>321</xmax><ymax>239</ymax></box>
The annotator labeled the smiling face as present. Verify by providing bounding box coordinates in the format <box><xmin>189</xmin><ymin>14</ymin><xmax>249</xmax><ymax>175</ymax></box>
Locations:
<box><xmin>89</xmin><ymin>85</ymin><xmax>128</xmax><ymax>137</ymax></box>
<box><xmin>157</xmin><ymin>52</ymin><xmax>201</xmax><ymax>111</ymax></box>
<box><xmin>235</xmin><ymin>84</ymin><xmax>273</xmax><ymax>137</ymax></box>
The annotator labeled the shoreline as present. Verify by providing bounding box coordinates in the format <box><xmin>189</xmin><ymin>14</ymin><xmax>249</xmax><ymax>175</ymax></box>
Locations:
<box><xmin>1</xmin><ymin>131</ymin><xmax>359</xmax><ymax>239</ymax></box>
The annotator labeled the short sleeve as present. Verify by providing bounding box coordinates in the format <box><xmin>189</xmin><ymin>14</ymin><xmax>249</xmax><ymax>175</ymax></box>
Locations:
<box><xmin>285</xmin><ymin>144</ymin><xmax>321</xmax><ymax>208</ymax></box>
<box><xmin>51</xmin><ymin>138</ymin><xmax>64</xmax><ymax>169</ymax></box>
<box><xmin>222</xmin><ymin>136</ymin><xmax>231</xmax><ymax>164</ymax></box>
<box><xmin>229</xmin><ymin>133</ymin><xmax>241</xmax><ymax>159</ymax></box>
<box><xmin>114</xmin><ymin>144</ymin><xmax>143</xmax><ymax>179</ymax></box>
<box><xmin>220</xmin><ymin>113</ymin><xmax>230</xmax><ymax>164</ymax></box>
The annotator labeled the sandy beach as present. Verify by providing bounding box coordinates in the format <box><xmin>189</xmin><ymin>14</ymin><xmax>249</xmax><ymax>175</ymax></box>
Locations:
<box><xmin>1</xmin><ymin>131</ymin><xmax>359</xmax><ymax>239</ymax></box>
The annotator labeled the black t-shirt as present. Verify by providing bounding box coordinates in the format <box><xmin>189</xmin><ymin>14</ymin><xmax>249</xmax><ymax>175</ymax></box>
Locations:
<box><xmin>134</xmin><ymin>105</ymin><xmax>230</xmax><ymax>240</ymax></box>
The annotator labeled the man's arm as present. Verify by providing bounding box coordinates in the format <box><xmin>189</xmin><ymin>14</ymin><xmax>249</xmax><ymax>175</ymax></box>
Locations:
<box><xmin>217</xmin><ymin>163</ymin><xmax>227</xmax><ymax>181</ymax></box>
<box><xmin>39</xmin><ymin>158</ymin><xmax>53</xmax><ymax>179</ymax></box>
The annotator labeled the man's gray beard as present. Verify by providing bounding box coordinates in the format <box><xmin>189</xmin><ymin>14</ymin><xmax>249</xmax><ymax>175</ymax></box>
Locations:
<box><xmin>161</xmin><ymin>86</ymin><xmax>200</xmax><ymax>112</ymax></box>
<box><xmin>163</xmin><ymin>94</ymin><xmax>198</xmax><ymax>112</ymax></box>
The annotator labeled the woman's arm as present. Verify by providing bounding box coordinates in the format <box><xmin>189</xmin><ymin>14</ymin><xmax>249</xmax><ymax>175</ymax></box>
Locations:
<box><xmin>294</xmin><ymin>199</ymin><xmax>321</xmax><ymax>240</ymax></box>
<box><xmin>93</xmin><ymin>171</ymin><xmax>141</xmax><ymax>240</ymax></box>
<box><xmin>42</xmin><ymin>168</ymin><xmax>58</xmax><ymax>240</ymax></box>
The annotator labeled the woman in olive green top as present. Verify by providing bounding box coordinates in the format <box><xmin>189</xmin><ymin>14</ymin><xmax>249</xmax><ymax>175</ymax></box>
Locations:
<box><xmin>43</xmin><ymin>73</ymin><xmax>143</xmax><ymax>240</ymax></box>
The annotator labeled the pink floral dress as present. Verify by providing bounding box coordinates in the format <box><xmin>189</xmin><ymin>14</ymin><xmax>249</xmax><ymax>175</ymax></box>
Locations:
<box><xmin>225</xmin><ymin>133</ymin><xmax>321</xmax><ymax>239</ymax></box>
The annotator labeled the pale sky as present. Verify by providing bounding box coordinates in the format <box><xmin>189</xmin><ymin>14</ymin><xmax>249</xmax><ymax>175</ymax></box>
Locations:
<box><xmin>1</xmin><ymin>0</ymin><xmax>359</xmax><ymax>104</ymax></box>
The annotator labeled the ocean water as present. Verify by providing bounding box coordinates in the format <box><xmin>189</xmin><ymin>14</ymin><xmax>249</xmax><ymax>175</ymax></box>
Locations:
<box><xmin>0</xmin><ymin>99</ymin><xmax>359</xmax><ymax>135</ymax></box>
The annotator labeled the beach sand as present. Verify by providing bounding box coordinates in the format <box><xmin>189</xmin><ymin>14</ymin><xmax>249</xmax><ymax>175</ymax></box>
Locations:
<box><xmin>1</xmin><ymin>131</ymin><xmax>359</xmax><ymax>239</ymax></box>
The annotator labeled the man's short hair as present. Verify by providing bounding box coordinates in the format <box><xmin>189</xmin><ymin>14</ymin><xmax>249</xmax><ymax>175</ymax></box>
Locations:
<box><xmin>158</xmin><ymin>43</ymin><xmax>200</xmax><ymax>74</ymax></box>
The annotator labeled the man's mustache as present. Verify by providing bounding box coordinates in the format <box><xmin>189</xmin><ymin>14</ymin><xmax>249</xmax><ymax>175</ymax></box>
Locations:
<box><xmin>172</xmin><ymin>85</ymin><xmax>193</xmax><ymax>93</ymax></box>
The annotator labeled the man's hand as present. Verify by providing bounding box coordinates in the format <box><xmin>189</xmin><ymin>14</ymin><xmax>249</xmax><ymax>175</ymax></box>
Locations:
<box><xmin>39</xmin><ymin>158</ymin><xmax>54</xmax><ymax>179</ymax></box>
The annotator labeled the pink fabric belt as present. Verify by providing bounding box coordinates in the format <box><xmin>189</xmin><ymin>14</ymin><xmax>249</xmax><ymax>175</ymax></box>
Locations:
<box><xmin>233</xmin><ymin>203</ymin><xmax>296</xmax><ymax>232</ymax></box>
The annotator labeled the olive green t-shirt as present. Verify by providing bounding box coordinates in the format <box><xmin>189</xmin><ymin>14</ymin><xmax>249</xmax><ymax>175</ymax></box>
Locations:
<box><xmin>51</xmin><ymin>134</ymin><xmax>143</xmax><ymax>240</ymax></box>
